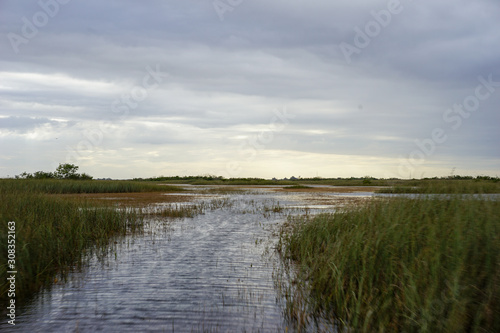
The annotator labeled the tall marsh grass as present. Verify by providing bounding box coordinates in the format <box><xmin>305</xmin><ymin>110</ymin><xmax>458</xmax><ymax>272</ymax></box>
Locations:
<box><xmin>0</xmin><ymin>180</ymin><xmax>153</xmax><ymax>305</ymax></box>
<box><xmin>0</xmin><ymin>179</ymin><xmax>181</xmax><ymax>194</ymax></box>
<box><xmin>379</xmin><ymin>179</ymin><xmax>500</xmax><ymax>194</ymax></box>
<box><xmin>279</xmin><ymin>196</ymin><xmax>500</xmax><ymax>332</ymax></box>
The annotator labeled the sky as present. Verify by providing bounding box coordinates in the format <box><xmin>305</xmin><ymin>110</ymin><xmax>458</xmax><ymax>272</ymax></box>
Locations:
<box><xmin>0</xmin><ymin>0</ymin><xmax>499</xmax><ymax>179</ymax></box>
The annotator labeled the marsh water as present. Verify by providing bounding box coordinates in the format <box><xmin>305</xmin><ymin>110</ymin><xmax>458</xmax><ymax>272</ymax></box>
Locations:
<box><xmin>5</xmin><ymin>187</ymin><xmax>373</xmax><ymax>332</ymax></box>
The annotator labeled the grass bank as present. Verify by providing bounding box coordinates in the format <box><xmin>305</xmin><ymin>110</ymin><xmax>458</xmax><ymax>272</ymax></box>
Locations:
<box><xmin>279</xmin><ymin>196</ymin><xmax>500</xmax><ymax>332</ymax></box>
<box><xmin>0</xmin><ymin>190</ymin><xmax>143</xmax><ymax>305</ymax></box>
<box><xmin>378</xmin><ymin>179</ymin><xmax>500</xmax><ymax>194</ymax></box>
<box><xmin>0</xmin><ymin>179</ymin><xmax>182</xmax><ymax>194</ymax></box>
<box><xmin>0</xmin><ymin>179</ymin><xmax>184</xmax><ymax>305</ymax></box>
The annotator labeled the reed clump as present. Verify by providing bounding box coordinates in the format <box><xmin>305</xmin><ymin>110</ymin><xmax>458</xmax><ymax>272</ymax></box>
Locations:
<box><xmin>146</xmin><ymin>204</ymin><xmax>203</xmax><ymax>219</ymax></box>
<box><xmin>287</xmin><ymin>185</ymin><xmax>313</xmax><ymax>189</ymax></box>
<box><xmin>0</xmin><ymin>180</ymin><xmax>147</xmax><ymax>304</ymax></box>
<box><xmin>279</xmin><ymin>196</ymin><xmax>500</xmax><ymax>332</ymax></box>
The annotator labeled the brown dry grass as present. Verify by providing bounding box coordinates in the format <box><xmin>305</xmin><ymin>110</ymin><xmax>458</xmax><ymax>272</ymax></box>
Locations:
<box><xmin>51</xmin><ymin>192</ymin><xmax>198</xmax><ymax>207</ymax></box>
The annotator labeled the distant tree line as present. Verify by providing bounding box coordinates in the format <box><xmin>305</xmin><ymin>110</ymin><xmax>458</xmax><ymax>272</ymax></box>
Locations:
<box><xmin>133</xmin><ymin>174</ymin><xmax>499</xmax><ymax>183</ymax></box>
<box><xmin>134</xmin><ymin>175</ymin><xmax>232</xmax><ymax>182</ymax></box>
<box><xmin>422</xmin><ymin>175</ymin><xmax>499</xmax><ymax>182</ymax></box>
<box><xmin>16</xmin><ymin>163</ymin><xmax>92</xmax><ymax>180</ymax></box>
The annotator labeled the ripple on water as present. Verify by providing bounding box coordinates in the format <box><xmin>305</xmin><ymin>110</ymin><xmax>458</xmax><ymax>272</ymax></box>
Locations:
<box><xmin>8</xmin><ymin>194</ymin><xmax>300</xmax><ymax>332</ymax></box>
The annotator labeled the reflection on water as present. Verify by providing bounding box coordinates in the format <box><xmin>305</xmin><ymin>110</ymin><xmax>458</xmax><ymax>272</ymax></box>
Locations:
<box><xmin>7</xmin><ymin>193</ymin><xmax>331</xmax><ymax>332</ymax></box>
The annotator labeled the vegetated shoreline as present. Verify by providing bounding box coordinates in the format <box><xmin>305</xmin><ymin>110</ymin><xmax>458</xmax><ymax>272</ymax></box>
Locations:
<box><xmin>133</xmin><ymin>175</ymin><xmax>500</xmax><ymax>190</ymax></box>
<box><xmin>134</xmin><ymin>176</ymin><xmax>500</xmax><ymax>194</ymax></box>
<box><xmin>0</xmin><ymin>179</ymin><xmax>185</xmax><ymax>307</ymax></box>
<box><xmin>0</xmin><ymin>178</ymin><xmax>183</xmax><ymax>194</ymax></box>
<box><xmin>278</xmin><ymin>194</ymin><xmax>500</xmax><ymax>332</ymax></box>
<box><xmin>1</xmin><ymin>176</ymin><xmax>499</xmax><ymax>327</ymax></box>
<box><xmin>377</xmin><ymin>178</ymin><xmax>500</xmax><ymax>194</ymax></box>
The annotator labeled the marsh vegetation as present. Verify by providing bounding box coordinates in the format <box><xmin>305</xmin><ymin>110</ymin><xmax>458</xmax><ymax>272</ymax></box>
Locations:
<box><xmin>0</xmin><ymin>179</ymin><xmax>184</xmax><ymax>305</ymax></box>
<box><xmin>378</xmin><ymin>178</ymin><xmax>500</xmax><ymax>194</ymax></box>
<box><xmin>135</xmin><ymin>175</ymin><xmax>500</xmax><ymax>191</ymax></box>
<box><xmin>278</xmin><ymin>195</ymin><xmax>500</xmax><ymax>332</ymax></box>
<box><xmin>1</xmin><ymin>175</ymin><xmax>499</xmax><ymax>331</ymax></box>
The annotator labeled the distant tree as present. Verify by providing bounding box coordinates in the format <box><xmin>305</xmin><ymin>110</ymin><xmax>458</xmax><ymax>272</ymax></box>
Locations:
<box><xmin>55</xmin><ymin>163</ymin><xmax>80</xmax><ymax>179</ymax></box>
<box><xmin>15</xmin><ymin>171</ymin><xmax>33</xmax><ymax>179</ymax></box>
<box><xmin>33</xmin><ymin>171</ymin><xmax>55</xmax><ymax>179</ymax></box>
<box><xmin>79</xmin><ymin>173</ymin><xmax>93</xmax><ymax>180</ymax></box>
<box><xmin>16</xmin><ymin>164</ymin><xmax>93</xmax><ymax>180</ymax></box>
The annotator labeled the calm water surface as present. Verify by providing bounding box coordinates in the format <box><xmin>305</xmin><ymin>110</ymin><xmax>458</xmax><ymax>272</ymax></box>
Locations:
<box><xmin>5</xmin><ymin>191</ymin><xmax>337</xmax><ymax>332</ymax></box>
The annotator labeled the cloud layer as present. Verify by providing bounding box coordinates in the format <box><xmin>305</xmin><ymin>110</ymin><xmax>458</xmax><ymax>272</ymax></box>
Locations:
<box><xmin>1</xmin><ymin>0</ymin><xmax>499</xmax><ymax>179</ymax></box>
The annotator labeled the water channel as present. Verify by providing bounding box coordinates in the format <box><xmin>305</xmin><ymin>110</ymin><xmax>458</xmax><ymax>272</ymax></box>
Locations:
<box><xmin>5</xmin><ymin>187</ymin><xmax>373</xmax><ymax>332</ymax></box>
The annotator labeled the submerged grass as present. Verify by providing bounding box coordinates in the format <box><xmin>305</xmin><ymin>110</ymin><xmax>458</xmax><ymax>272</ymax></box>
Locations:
<box><xmin>286</xmin><ymin>185</ymin><xmax>313</xmax><ymax>189</ymax></box>
<box><xmin>279</xmin><ymin>196</ymin><xmax>500</xmax><ymax>332</ymax></box>
<box><xmin>144</xmin><ymin>197</ymin><xmax>234</xmax><ymax>219</ymax></box>
<box><xmin>145</xmin><ymin>204</ymin><xmax>204</xmax><ymax>219</ymax></box>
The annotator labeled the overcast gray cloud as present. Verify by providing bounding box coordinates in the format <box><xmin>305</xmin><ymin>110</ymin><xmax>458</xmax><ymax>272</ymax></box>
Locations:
<box><xmin>0</xmin><ymin>0</ymin><xmax>498</xmax><ymax>179</ymax></box>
